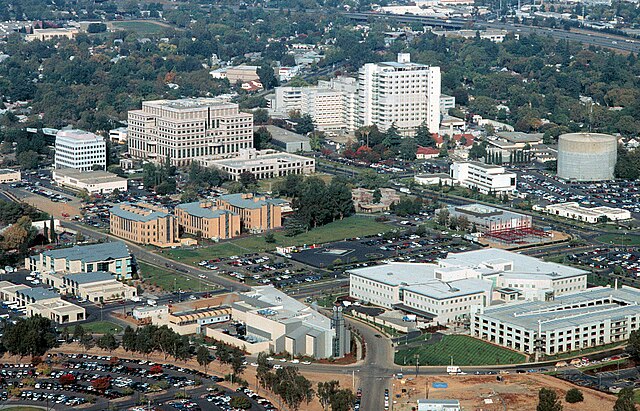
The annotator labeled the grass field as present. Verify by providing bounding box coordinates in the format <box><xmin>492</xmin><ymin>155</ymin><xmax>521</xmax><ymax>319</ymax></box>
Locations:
<box><xmin>81</xmin><ymin>321</ymin><xmax>123</xmax><ymax>335</ymax></box>
<box><xmin>111</xmin><ymin>21</ymin><xmax>168</xmax><ymax>35</ymax></box>
<box><xmin>165</xmin><ymin>215</ymin><xmax>390</xmax><ymax>263</ymax></box>
<box><xmin>2</xmin><ymin>407</ymin><xmax>47</xmax><ymax>411</ymax></box>
<box><xmin>394</xmin><ymin>335</ymin><xmax>526</xmax><ymax>366</ymax></box>
<box><xmin>596</xmin><ymin>233</ymin><xmax>640</xmax><ymax>246</ymax></box>
<box><xmin>138</xmin><ymin>261</ymin><xmax>196</xmax><ymax>291</ymax></box>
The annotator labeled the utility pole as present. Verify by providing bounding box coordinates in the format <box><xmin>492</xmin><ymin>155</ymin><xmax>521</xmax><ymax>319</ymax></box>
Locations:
<box><xmin>415</xmin><ymin>354</ymin><xmax>420</xmax><ymax>377</ymax></box>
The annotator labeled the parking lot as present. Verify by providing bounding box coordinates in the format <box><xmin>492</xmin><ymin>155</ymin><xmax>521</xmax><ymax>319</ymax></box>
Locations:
<box><xmin>517</xmin><ymin>170</ymin><xmax>640</xmax><ymax>219</ymax></box>
<box><xmin>0</xmin><ymin>353</ymin><xmax>271</xmax><ymax>411</ymax></box>
<box><xmin>567</xmin><ymin>247</ymin><xmax>640</xmax><ymax>277</ymax></box>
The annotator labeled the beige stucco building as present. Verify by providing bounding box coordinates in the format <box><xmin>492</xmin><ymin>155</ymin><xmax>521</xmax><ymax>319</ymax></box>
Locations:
<box><xmin>127</xmin><ymin>98</ymin><xmax>253</xmax><ymax>167</ymax></box>
<box><xmin>110</xmin><ymin>203</ymin><xmax>179</xmax><ymax>247</ymax></box>
<box><xmin>202</xmin><ymin>148</ymin><xmax>315</xmax><ymax>181</ymax></box>
<box><xmin>0</xmin><ymin>169</ymin><xmax>21</xmax><ymax>184</ymax></box>
<box><xmin>41</xmin><ymin>271</ymin><xmax>137</xmax><ymax>303</ymax></box>
<box><xmin>175</xmin><ymin>203</ymin><xmax>240</xmax><ymax>240</ymax></box>
<box><xmin>0</xmin><ymin>281</ymin><xmax>85</xmax><ymax>324</ymax></box>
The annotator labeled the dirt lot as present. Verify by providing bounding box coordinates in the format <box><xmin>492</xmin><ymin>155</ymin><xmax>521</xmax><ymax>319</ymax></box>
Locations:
<box><xmin>14</xmin><ymin>190</ymin><xmax>82</xmax><ymax>219</ymax></box>
<box><xmin>391</xmin><ymin>374</ymin><xmax>623</xmax><ymax>411</ymax></box>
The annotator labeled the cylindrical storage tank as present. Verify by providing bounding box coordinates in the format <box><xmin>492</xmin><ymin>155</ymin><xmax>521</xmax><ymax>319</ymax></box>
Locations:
<box><xmin>557</xmin><ymin>133</ymin><xmax>617</xmax><ymax>181</ymax></box>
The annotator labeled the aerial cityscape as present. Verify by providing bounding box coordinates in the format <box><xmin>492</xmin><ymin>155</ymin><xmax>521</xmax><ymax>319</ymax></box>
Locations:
<box><xmin>0</xmin><ymin>0</ymin><xmax>637</xmax><ymax>410</ymax></box>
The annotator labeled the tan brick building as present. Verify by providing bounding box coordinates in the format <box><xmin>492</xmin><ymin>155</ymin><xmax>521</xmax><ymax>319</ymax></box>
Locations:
<box><xmin>175</xmin><ymin>202</ymin><xmax>241</xmax><ymax>240</ymax></box>
<box><xmin>110</xmin><ymin>203</ymin><xmax>179</xmax><ymax>247</ymax></box>
<box><xmin>216</xmin><ymin>193</ymin><xmax>284</xmax><ymax>233</ymax></box>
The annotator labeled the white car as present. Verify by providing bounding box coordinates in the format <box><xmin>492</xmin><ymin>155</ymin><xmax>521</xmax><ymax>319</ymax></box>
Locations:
<box><xmin>290</xmin><ymin>359</ymin><xmax>300</xmax><ymax>364</ymax></box>
<box><xmin>267</xmin><ymin>357</ymin><xmax>274</xmax><ymax>361</ymax></box>
<box><xmin>279</xmin><ymin>358</ymin><xmax>287</xmax><ymax>362</ymax></box>
<box><xmin>250</xmin><ymin>363</ymin><xmax>258</xmax><ymax>367</ymax></box>
<box><xmin>301</xmin><ymin>361</ymin><xmax>311</xmax><ymax>365</ymax></box>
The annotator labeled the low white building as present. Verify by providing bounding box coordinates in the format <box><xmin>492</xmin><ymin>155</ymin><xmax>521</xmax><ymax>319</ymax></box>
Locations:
<box><xmin>472</xmin><ymin>286</ymin><xmax>640</xmax><ymax>356</ymax></box>
<box><xmin>25</xmin><ymin>27</ymin><xmax>78</xmax><ymax>42</ymax></box>
<box><xmin>0</xmin><ymin>169</ymin><xmax>21</xmax><ymax>184</ymax></box>
<box><xmin>349</xmin><ymin>249</ymin><xmax>588</xmax><ymax>324</ymax></box>
<box><xmin>201</xmin><ymin>149</ymin><xmax>315</xmax><ymax>181</ymax></box>
<box><xmin>537</xmin><ymin>202</ymin><xmax>632</xmax><ymax>223</ymax></box>
<box><xmin>414</xmin><ymin>173</ymin><xmax>454</xmax><ymax>186</ymax></box>
<box><xmin>53</xmin><ymin>169</ymin><xmax>128</xmax><ymax>194</ymax></box>
<box><xmin>109</xmin><ymin>127</ymin><xmax>128</xmax><ymax>144</ymax></box>
<box><xmin>450</xmin><ymin>161</ymin><xmax>517</xmax><ymax>194</ymax></box>
<box><xmin>418</xmin><ymin>399</ymin><xmax>461</xmax><ymax>411</ymax></box>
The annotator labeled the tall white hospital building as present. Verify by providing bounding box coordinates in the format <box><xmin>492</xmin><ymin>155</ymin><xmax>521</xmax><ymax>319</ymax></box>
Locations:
<box><xmin>127</xmin><ymin>98</ymin><xmax>253</xmax><ymax>167</ymax></box>
<box><xmin>54</xmin><ymin>129</ymin><xmax>106</xmax><ymax>172</ymax></box>
<box><xmin>268</xmin><ymin>54</ymin><xmax>441</xmax><ymax>135</ymax></box>
<box><xmin>357</xmin><ymin>53</ymin><xmax>441</xmax><ymax>135</ymax></box>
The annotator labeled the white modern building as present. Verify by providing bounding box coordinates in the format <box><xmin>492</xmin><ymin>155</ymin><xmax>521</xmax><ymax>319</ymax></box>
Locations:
<box><xmin>472</xmin><ymin>286</ymin><xmax>640</xmax><ymax>356</ymax></box>
<box><xmin>349</xmin><ymin>249</ymin><xmax>588</xmax><ymax>324</ymax></box>
<box><xmin>418</xmin><ymin>399</ymin><xmax>461</xmax><ymax>411</ymax></box>
<box><xmin>440</xmin><ymin>94</ymin><xmax>455</xmax><ymax>113</ymax></box>
<box><xmin>53</xmin><ymin>169</ymin><xmax>127</xmax><ymax>194</ymax></box>
<box><xmin>127</xmin><ymin>98</ymin><xmax>253</xmax><ymax>167</ymax></box>
<box><xmin>109</xmin><ymin>127</ymin><xmax>128</xmax><ymax>144</ymax></box>
<box><xmin>537</xmin><ymin>202</ymin><xmax>632</xmax><ymax>223</ymax></box>
<box><xmin>200</xmin><ymin>148</ymin><xmax>315</xmax><ymax>181</ymax></box>
<box><xmin>268</xmin><ymin>77</ymin><xmax>357</xmax><ymax>132</ymax></box>
<box><xmin>450</xmin><ymin>161</ymin><xmax>517</xmax><ymax>194</ymax></box>
<box><xmin>357</xmin><ymin>53</ymin><xmax>441</xmax><ymax>134</ymax></box>
<box><xmin>205</xmin><ymin>286</ymin><xmax>350</xmax><ymax>359</ymax></box>
<box><xmin>54</xmin><ymin>129</ymin><xmax>106</xmax><ymax>172</ymax></box>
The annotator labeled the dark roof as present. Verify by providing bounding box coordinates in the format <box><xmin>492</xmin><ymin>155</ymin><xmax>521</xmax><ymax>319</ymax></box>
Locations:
<box><xmin>43</xmin><ymin>242</ymin><xmax>129</xmax><ymax>263</ymax></box>
<box><xmin>62</xmin><ymin>271</ymin><xmax>114</xmax><ymax>285</ymax></box>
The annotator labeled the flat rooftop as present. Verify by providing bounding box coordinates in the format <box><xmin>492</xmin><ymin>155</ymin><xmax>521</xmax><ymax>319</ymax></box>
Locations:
<box><xmin>142</xmin><ymin>98</ymin><xmax>235</xmax><ymax>110</ymax></box>
<box><xmin>258</xmin><ymin>125</ymin><xmax>310</xmax><ymax>144</ymax></box>
<box><xmin>19</xmin><ymin>287</ymin><xmax>59</xmax><ymax>301</ymax></box>
<box><xmin>175</xmin><ymin>202</ymin><xmax>236</xmax><ymax>219</ymax></box>
<box><xmin>54</xmin><ymin>169</ymin><xmax>126</xmax><ymax>184</ymax></box>
<box><xmin>110</xmin><ymin>203</ymin><xmax>171</xmax><ymax>223</ymax></box>
<box><xmin>448</xmin><ymin>204</ymin><xmax>528</xmax><ymax>221</ymax></box>
<box><xmin>496</xmin><ymin>131</ymin><xmax>543</xmax><ymax>143</ymax></box>
<box><xmin>62</xmin><ymin>271</ymin><xmax>114</xmax><ymax>285</ymax></box>
<box><xmin>218</xmin><ymin>193</ymin><xmax>285</xmax><ymax>210</ymax></box>
<box><xmin>210</xmin><ymin>152</ymin><xmax>312</xmax><ymax>168</ymax></box>
<box><xmin>42</xmin><ymin>242</ymin><xmax>129</xmax><ymax>263</ymax></box>
<box><xmin>478</xmin><ymin>286</ymin><xmax>640</xmax><ymax>332</ymax></box>
<box><xmin>236</xmin><ymin>286</ymin><xmax>332</xmax><ymax>331</ymax></box>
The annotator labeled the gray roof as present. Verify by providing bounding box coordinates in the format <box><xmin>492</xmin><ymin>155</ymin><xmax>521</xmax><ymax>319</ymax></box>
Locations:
<box><xmin>110</xmin><ymin>204</ymin><xmax>170</xmax><ymax>222</ymax></box>
<box><xmin>219</xmin><ymin>194</ymin><xmax>285</xmax><ymax>210</ymax></box>
<box><xmin>496</xmin><ymin>131</ymin><xmax>543</xmax><ymax>143</ymax></box>
<box><xmin>62</xmin><ymin>271</ymin><xmax>113</xmax><ymax>285</ymax></box>
<box><xmin>478</xmin><ymin>286</ymin><xmax>640</xmax><ymax>332</ymax></box>
<box><xmin>418</xmin><ymin>399</ymin><xmax>460</xmax><ymax>405</ymax></box>
<box><xmin>258</xmin><ymin>125</ymin><xmax>310</xmax><ymax>144</ymax></box>
<box><xmin>43</xmin><ymin>242</ymin><xmax>129</xmax><ymax>263</ymax></box>
<box><xmin>175</xmin><ymin>202</ymin><xmax>236</xmax><ymax>219</ymax></box>
<box><xmin>18</xmin><ymin>287</ymin><xmax>59</xmax><ymax>301</ymax></box>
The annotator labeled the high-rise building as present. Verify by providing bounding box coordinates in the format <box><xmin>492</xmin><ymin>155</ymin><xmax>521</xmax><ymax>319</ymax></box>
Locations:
<box><xmin>127</xmin><ymin>98</ymin><xmax>253</xmax><ymax>167</ymax></box>
<box><xmin>357</xmin><ymin>53</ymin><xmax>441</xmax><ymax>135</ymax></box>
<box><xmin>54</xmin><ymin>129</ymin><xmax>106</xmax><ymax>172</ymax></box>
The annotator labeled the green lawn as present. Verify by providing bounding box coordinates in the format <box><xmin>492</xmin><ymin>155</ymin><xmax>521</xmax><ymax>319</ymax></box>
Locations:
<box><xmin>165</xmin><ymin>215</ymin><xmax>390</xmax><ymax>263</ymax></box>
<box><xmin>2</xmin><ymin>407</ymin><xmax>49</xmax><ymax>411</ymax></box>
<box><xmin>111</xmin><ymin>21</ymin><xmax>168</xmax><ymax>35</ymax></box>
<box><xmin>138</xmin><ymin>261</ymin><xmax>198</xmax><ymax>292</ymax></box>
<box><xmin>81</xmin><ymin>321</ymin><xmax>123</xmax><ymax>335</ymax></box>
<box><xmin>596</xmin><ymin>233</ymin><xmax>640</xmax><ymax>246</ymax></box>
<box><xmin>540</xmin><ymin>341</ymin><xmax>626</xmax><ymax>361</ymax></box>
<box><xmin>394</xmin><ymin>335</ymin><xmax>526</xmax><ymax>366</ymax></box>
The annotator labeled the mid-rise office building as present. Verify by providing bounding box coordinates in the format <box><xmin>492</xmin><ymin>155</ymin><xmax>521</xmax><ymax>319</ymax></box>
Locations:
<box><xmin>450</xmin><ymin>161</ymin><xmax>517</xmax><ymax>194</ymax></box>
<box><xmin>357</xmin><ymin>53</ymin><xmax>441</xmax><ymax>135</ymax></box>
<box><xmin>127</xmin><ymin>98</ymin><xmax>253</xmax><ymax>167</ymax></box>
<box><xmin>216</xmin><ymin>193</ymin><xmax>284</xmax><ymax>233</ymax></box>
<box><xmin>26</xmin><ymin>242</ymin><xmax>132</xmax><ymax>280</ymax></box>
<box><xmin>110</xmin><ymin>203</ymin><xmax>179</xmax><ymax>247</ymax></box>
<box><xmin>54</xmin><ymin>129</ymin><xmax>106</xmax><ymax>172</ymax></box>
<box><xmin>472</xmin><ymin>286</ymin><xmax>640</xmax><ymax>356</ymax></box>
<box><xmin>349</xmin><ymin>249</ymin><xmax>587</xmax><ymax>324</ymax></box>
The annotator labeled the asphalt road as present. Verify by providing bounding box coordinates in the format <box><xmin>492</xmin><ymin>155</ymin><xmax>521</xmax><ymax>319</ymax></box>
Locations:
<box><xmin>343</xmin><ymin>12</ymin><xmax>640</xmax><ymax>53</ymax></box>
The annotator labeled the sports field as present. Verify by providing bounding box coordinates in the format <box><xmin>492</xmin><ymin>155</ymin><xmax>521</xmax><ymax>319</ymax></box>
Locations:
<box><xmin>111</xmin><ymin>20</ymin><xmax>169</xmax><ymax>35</ymax></box>
<box><xmin>596</xmin><ymin>233</ymin><xmax>640</xmax><ymax>246</ymax></box>
<box><xmin>165</xmin><ymin>215</ymin><xmax>390</xmax><ymax>263</ymax></box>
<box><xmin>394</xmin><ymin>335</ymin><xmax>526</xmax><ymax>366</ymax></box>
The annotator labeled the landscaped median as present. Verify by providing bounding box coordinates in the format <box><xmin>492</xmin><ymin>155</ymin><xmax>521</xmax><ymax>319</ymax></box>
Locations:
<box><xmin>394</xmin><ymin>334</ymin><xmax>527</xmax><ymax>366</ymax></box>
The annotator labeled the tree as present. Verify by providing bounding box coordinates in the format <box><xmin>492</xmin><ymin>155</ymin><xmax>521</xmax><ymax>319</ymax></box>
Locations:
<box><xmin>436</xmin><ymin>209</ymin><xmax>450</xmax><ymax>226</ymax></box>
<box><xmin>331</xmin><ymin>389</ymin><xmax>357</xmax><ymax>411</ymax></box>
<box><xmin>613</xmin><ymin>387</ymin><xmax>635</xmax><ymax>411</ymax></box>
<box><xmin>415</xmin><ymin>122</ymin><xmax>435</xmax><ymax>147</ymax></box>
<box><xmin>254</xmin><ymin>126</ymin><xmax>272</xmax><ymax>150</ymax></box>
<box><xmin>257</xmin><ymin>61</ymin><xmax>278</xmax><ymax>90</ymax></box>
<box><xmin>239</xmin><ymin>171</ymin><xmax>257</xmax><ymax>189</ymax></box>
<box><xmin>537</xmin><ymin>388</ymin><xmax>562</xmax><ymax>411</ymax></box>
<box><xmin>91</xmin><ymin>376</ymin><xmax>111</xmax><ymax>392</ymax></box>
<box><xmin>16</xmin><ymin>150</ymin><xmax>38</xmax><ymax>169</ymax></box>
<box><xmin>399</xmin><ymin>137</ymin><xmax>417</xmax><ymax>160</ymax></box>
<box><xmin>2</xmin><ymin>216</ymin><xmax>32</xmax><ymax>250</ymax></box>
<box><xmin>295</xmin><ymin>114</ymin><xmax>314</xmax><ymax>135</ymax></box>
<box><xmin>256</xmin><ymin>352</ymin><xmax>273</xmax><ymax>389</ymax></box>
<box><xmin>59</xmin><ymin>373</ymin><xmax>76</xmax><ymax>386</ymax></box>
<box><xmin>317</xmin><ymin>380</ymin><xmax>339</xmax><ymax>411</ymax></box>
<box><xmin>196</xmin><ymin>345</ymin><xmax>212</xmax><ymax>375</ymax></box>
<box><xmin>372</xmin><ymin>189</ymin><xmax>382</xmax><ymax>204</ymax></box>
<box><xmin>49</xmin><ymin>215</ymin><xmax>56</xmax><ymax>243</ymax></box>
<box><xmin>382</xmin><ymin>124</ymin><xmax>401</xmax><ymax>149</ymax></box>
<box><xmin>2</xmin><ymin>316</ymin><xmax>58</xmax><ymax>358</ymax></box>
<box><xmin>72</xmin><ymin>324</ymin><xmax>85</xmax><ymax>342</ymax></box>
<box><xmin>97</xmin><ymin>333</ymin><xmax>119</xmax><ymax>352</ymax></box>
<box><xmin>253</xmin><ymin>108</ymin><xmax>269</xmax><ymax>124</ymax></box>
<box><xmin>229</xmin><ymin>396</ymin><xmax>251</xmax><ymax>409</ymax></box>
<box><xmin>122</xmin><ymin>326</ymin><xmax>136</xmax><ymax>352</ymax></box>
<box><xmin>565</xmin><ymin>388</ymin><xmax>583</xmax><ymax>404</ymax></box>
<box><xmin>265</xmin><ymin>231</ymin><xmax>276</xmax><ymax>243</ymax></box>
<box><xmin>80</xmin><ymin>334</ymin><xmax>95</xmax><ymax>351</ymax></box>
